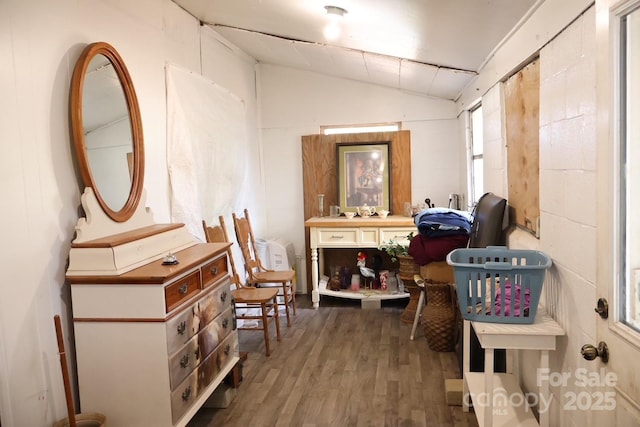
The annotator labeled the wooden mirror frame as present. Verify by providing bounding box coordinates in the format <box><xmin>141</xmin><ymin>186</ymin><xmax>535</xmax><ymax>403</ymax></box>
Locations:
<box><xmin>70</xmin><ymin>42</ymin><xmax>144</xmax><ymax>223</ymax></box>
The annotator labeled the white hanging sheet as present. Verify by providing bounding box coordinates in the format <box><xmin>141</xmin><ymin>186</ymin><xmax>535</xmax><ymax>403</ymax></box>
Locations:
<box><xmin>166</xmin><ymin>64</ymin><xmax>248</xmax><ymax>242</ymax></box>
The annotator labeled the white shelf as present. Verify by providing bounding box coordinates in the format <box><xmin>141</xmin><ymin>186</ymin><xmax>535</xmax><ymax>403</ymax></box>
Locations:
<box><xmin>465</xmin><ymin>372</ymin><xmax>539</xmax><ymax>427</ymax></box>
<box><xmin>319</xmin><ymin>288</ymin><xmax>409</xmax><ymax>300</ymax></box>
<box><xmin>463</xmin><ymin>312</ymin><xmax>565</xmax><ymax>427</ymax></box>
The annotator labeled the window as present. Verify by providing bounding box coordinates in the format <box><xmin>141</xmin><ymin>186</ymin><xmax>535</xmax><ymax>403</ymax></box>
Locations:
<box><xmin>321</xmin><ymin>122</ymin><xmax>400</xmax><ymax>135</ymax></box>
<box><xmin>469</xmin><ymin>104</ymin><xmax>484</xmax><ymax>208</ymax></box>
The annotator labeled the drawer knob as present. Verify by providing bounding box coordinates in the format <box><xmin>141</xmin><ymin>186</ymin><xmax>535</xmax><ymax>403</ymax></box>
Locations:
<box><xmin>224</xmin><ymin>344</ymin><xmax>231</xmax><ymax>355</ymax></box>
<box><xmin>222</xmin><ymin>318</ymin><xmax>229</xmax><ymax>329</ymax></box>
<box><xmin>177</xmin><ymin>321</ymin><xmax>187</xmax><ymax>335</ymax></box>
<box><xmin>220</xmin><ymin>291</ymin><xmax>228</xmax><ymax>302</ymax></box>
<box><xmin>210</xmin><ymin>266</ymin><xmax>218</xmax><ymax>275</ymax></box>
<box><xmin>331</xmin><ymin>235</ymin><xmax>344</xmax><ymax>239</ymax></box>
<box><xmin>182</xmin><ymin>386</ymin><xmax>192</xmax><ymax>401</ymax></box>
<box><xmin>194</xmin><ymin>347</ymin><xmax>200</xmax><ymax>360</ymax></box>
<box><xmin>179</xmin><ymin>283</ymin><xmax>188</xmax><ymax>295</ymax></box>
<box><xmin>180</xmin><ymin>354</ymin><xmax>189</xmax><ymax>368</ymax></box>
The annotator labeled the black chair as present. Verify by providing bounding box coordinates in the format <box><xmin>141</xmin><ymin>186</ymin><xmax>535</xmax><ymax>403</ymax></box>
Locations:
<box><xmin>455</xmin><ymin>192</ymin><xmax>509</xmax><ymax>374</ymax></box>
<box><xmin>469</xmin><ymin>192</ymin><xmax>508</xmax><ymax>249</ymax></box>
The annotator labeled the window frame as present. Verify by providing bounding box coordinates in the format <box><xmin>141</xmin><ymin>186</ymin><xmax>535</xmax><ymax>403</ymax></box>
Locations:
<box><xmin>468</xmin><ymin>103</ymin><xmax>484</xmax><ymax>209</ymax></box>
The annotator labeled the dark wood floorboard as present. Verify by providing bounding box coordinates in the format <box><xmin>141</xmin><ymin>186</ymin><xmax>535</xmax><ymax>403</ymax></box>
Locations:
<box><xmin>188</xmin><ymin>295</ymin><xmax>479</xmax><ymax>427</ymax></box>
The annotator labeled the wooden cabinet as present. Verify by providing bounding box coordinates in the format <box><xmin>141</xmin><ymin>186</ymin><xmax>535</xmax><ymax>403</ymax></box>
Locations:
<box><xmin>68</xmin><ymin>243</ymin><xmax>238</xmax><ymax>427</ymax></box>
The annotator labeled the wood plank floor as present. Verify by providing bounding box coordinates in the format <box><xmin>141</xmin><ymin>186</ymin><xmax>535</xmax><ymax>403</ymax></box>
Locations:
<box><xmin>188</xmin><ymin>295</ymin><xmax>479</xmax><ymax>427</ymax></box>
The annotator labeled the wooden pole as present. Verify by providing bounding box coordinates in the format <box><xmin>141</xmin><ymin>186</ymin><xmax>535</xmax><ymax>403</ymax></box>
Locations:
<box><xmin>54</xmin><ymin>315</ymin><xmax>76</xmax><ymax>427</ymax></box>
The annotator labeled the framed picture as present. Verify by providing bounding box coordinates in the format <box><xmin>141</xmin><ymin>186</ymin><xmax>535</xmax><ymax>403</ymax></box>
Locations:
<box><xmin>337</xmin><ymin>142</ymin><xmax>391</xmax><ymax>212</ymax></box>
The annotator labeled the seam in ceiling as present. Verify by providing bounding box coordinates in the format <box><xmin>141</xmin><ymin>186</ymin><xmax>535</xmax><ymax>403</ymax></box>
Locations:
<box><xmin>207</xmin><ymin>22</ymin><xmax>478</xmax><ymax>76</ymax></box>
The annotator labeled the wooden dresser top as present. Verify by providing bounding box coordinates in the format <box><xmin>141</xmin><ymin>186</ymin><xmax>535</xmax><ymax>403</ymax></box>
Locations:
<box><xmin>67</xmin><ymin>242</ymin><xmax>231</xmax><ymax>284</ymax></box>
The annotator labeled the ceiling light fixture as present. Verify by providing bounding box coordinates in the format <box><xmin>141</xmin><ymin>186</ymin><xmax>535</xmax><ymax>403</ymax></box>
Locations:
<box><xmin>324</xmin><ymin>5</ymin><xmax>347</xmax><ymax>17</ymax></box>
<box><xmin>323</xmin><ymin>5</ymin><xmax>347</xmax><ymax>41</ymax></box>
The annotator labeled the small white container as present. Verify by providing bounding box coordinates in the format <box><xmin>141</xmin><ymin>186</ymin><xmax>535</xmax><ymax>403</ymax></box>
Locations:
<box><xmin>351</xmin><ymin>274</ymin><xmax>360</xmax><ymax>291</ymax></box>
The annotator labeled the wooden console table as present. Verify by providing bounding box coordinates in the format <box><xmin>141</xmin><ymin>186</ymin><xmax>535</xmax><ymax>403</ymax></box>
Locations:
<box><xmin>305</xmin><ymin>215</ymin><xmax>417</xmax><ymax>309</ymax></box>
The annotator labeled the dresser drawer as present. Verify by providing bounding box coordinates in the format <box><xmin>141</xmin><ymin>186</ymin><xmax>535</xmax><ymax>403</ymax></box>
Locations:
<box><xmin>171</xmin><ymin>367</ymin><xmax>198</xmax><ymax>425</ymax></box>
<box><xmin>380</xmin><ymin>227</ymin><xmax>416</xmax><ymax>245</ymax></box>
<box><xmin>166</xmin><ymin>303</ymin><xmax>201</xmax><ymax>355</ymax></box>
<box><xmin>165</xmin><ymin>270</ymin><xmax>201</xmax><ymax>312</ymax></box>
<box><xmin>197</xmin><ymin>306</ymin><xmax>235</xmax><ymax>358</ymax></box>
<box><xmin>317</xmin><ymin>228</ymin><xmax>358</xmax><ymax>246</ymax></box>
<box><xmin>168</xmin><ymin>335</ymin><xmax>200</xmax><ymax>390</ymax></box>
<box><xmin>170</xmin><ymin>333</ymin><xmax>238</xmax><ymax>425</ymax></box>
<box><xmin>168</xmin><ymin>308</ymin><xmax>235</xmax><ymax>390</ymax></box>
<box><xmin>201</xmin><ymin>255</ymin><xmax>229</xmax><ymax>288</ymax></box>
<box><xmin>166</xmin><ymin>281</ymin><xmax>231</xmax><ymax>355</ymax></box>
<box><xmin>195</xmin><ymin>333</ymin><xmax>238</xmax><ymax>402</ymax></box>
<box><xmin>215</xmin><ymin>332</ymin><xmax>239</xmax><ymax>374</ymax></box>
<box><xmin>196</xmin><ymin>279</ymin><xmax>232</xmax><ymax>326</ymax></box>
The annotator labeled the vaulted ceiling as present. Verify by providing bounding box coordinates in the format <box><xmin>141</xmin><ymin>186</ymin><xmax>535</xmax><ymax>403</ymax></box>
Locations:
<box><xmin>172</xmin><ymin>0</ymin><xmax>539</xmax><ymax>101</ymax></box>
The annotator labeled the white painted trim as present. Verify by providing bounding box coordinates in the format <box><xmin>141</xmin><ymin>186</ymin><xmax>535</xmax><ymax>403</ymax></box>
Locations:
<box><xmin>464</xmin><ymin>109</ymin><xmax>474</xmax><ymax>208</ymax></box>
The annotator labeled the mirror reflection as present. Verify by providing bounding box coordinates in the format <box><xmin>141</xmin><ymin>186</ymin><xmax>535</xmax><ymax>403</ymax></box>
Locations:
<box><xmin>82</xmin><ymin>54</ymin><xmax>133</xmax><ymax>212</ymax></box>
<box><xmin>70</xmin><ymin>41</ymin><xmax>144</xmax><ymax>223</ymax></box>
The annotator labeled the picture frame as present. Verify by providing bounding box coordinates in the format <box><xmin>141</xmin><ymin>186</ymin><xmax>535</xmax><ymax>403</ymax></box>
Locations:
<box><xmin>337</xmin><ymin>142</ymin><xmax>391</xmax><ymax>212</ymax></box>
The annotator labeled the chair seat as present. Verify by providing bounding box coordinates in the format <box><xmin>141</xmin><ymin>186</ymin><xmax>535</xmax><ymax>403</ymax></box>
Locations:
<box><xmin>233</xmin><ymin>287</ymin><xmax>279</xmax><ymax>303</ymax></box>
<box><xmin>252</xmin><ymin>269</ymin><xmax>295</xmax><ymax>283</ymax></box>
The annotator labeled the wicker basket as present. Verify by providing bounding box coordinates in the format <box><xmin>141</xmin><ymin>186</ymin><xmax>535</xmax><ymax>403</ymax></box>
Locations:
<box><xmin>421</xmin><ymin>282</ymin><xmax>457</xmax><ymax>352</ymax></box>
<box><xmin>398</xmin><ymin>255</ymin><xmax>421</xmax><ymax>324</ymax></box>
<box><xmin>397</xmin><ymin>255</ymin><xmax>420</xmax><ymax>280</ymax></box>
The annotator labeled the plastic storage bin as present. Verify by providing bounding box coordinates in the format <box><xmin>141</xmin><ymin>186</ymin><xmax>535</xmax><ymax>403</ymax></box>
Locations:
<box><xmin>446</xmin><ymin>246</ymin><xmax>552</xmax><ymax>324</ymax></box>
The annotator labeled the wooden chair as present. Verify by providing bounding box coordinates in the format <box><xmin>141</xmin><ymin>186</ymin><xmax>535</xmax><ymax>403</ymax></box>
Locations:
<box><xmin>203</xmin><ymin>217</ymin><xmax>281</xmax><ymax>356</ymax></box>
<box><xmin>232</xmin><ymin>209</ymin><xmax>297</xmax><ymax>327</ymax></box>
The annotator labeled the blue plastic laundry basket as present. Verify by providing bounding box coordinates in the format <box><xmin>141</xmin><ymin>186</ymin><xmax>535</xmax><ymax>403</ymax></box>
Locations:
<box><xmin>446</xmin><ymin>246</ymin><xmax>552</xmax><ymax>324</ymax></box>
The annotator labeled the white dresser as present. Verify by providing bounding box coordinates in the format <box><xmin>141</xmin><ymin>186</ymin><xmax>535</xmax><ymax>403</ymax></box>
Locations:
<box><xmin>65</xmin><ymin>188</ymin><xmax>240</xmax><ymax>427</ymax></box>
<box><xmin>67</xmin><ymin>239</ymin><xmax>239</xmax><ymax>427</ymax></box>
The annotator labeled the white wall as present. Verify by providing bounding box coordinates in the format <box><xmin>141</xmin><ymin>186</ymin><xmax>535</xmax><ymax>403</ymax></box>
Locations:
<box><xmin>0</xmin><ymin>0</ymin><xmax>606</xmax><ymax>425</ymax></box>
<box><xmin>456</xmin><ymin>0</ymin><xmax>595</xmax><ymax>113</ymax></box>
<box><xmin>459</xmin><ymin>2</ymin><xmax>600</xmax><ymax>425</ymax></box>
<box><xmin>534</xmin><ymin>8</ymin><xmax>598</xmax><ymax>426</ymax></box>
<box><xmin>0</xmin><ymin>0</ymin><xmax>460</xmax><ymax>423</ymax></box>
<box><xmin>257</xmin><ymin>64</ymin><xmax>462</xmax><ymax>265</ymax></box>
<box><xmin>0</xmin><ymin>1</ymin><xmax>261</xmax><ymax>426</ymax></box>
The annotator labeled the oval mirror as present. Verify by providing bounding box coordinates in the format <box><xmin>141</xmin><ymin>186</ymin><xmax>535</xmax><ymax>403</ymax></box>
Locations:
<box><xmin>70</xmin><ymin>42</ymin><xmax>144</xmax><ymax>223</ymax></box>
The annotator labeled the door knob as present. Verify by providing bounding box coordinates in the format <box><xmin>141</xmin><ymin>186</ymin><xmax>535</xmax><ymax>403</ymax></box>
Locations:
<box><xmin>595</xmin><ymin>298</ymin><xmax>608</xmax><ymax>319</ymax></box>
<box><xmin>581</xmin><ymin>342</ymin><xmax>609</xmax><ymax>363</ymax></box>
